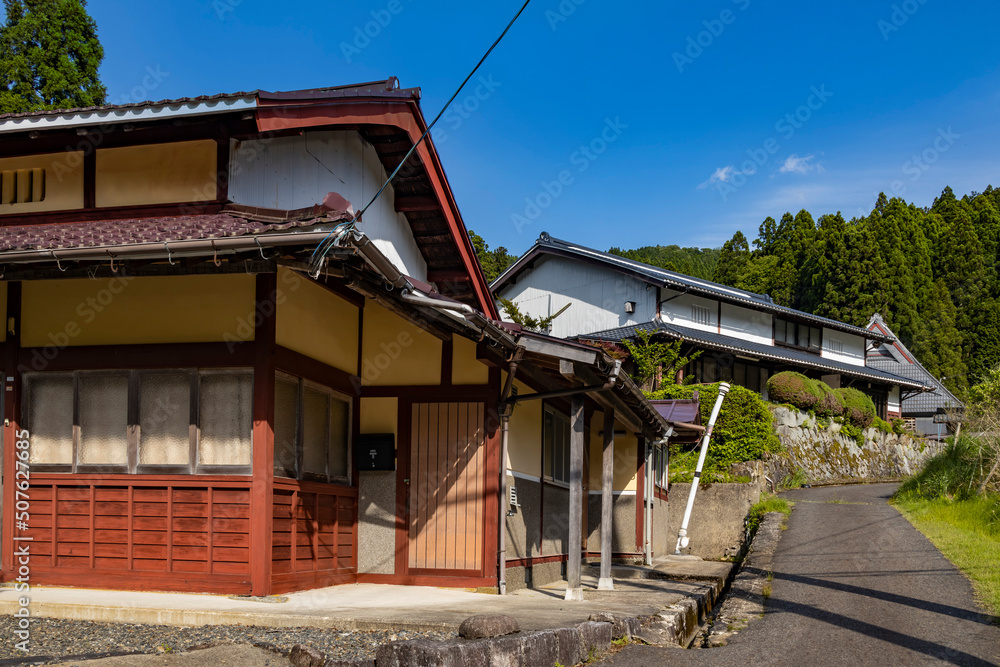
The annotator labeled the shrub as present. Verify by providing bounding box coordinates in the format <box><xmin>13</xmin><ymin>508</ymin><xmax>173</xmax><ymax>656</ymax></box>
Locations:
<box><xmin>895</xmin><ymin>438</ymin><xmax>982</xmax><ymax>500</ymax></box>
<box><xmin>813</xmin><ymin>381</ymin><xmax>846</xmax><ymax>417</ymax></box>
<box><xmin>836</xmin><ymin>387</ymin><xmax>876</xmax><ymax>429</ymax></box>
<box><xmin>648</xmin><ymin>382</ymin><xmax>782</xmax><ymax>474</ymax></box>
<box><xmin>891</xmin><ymin>418</ymin><xmax>906</xmax><ymax>435</ymax></box>
<box><xmin>766</xmin><ymin>371</ymin><xmax>820</xmax><ymax>411</ymax></box>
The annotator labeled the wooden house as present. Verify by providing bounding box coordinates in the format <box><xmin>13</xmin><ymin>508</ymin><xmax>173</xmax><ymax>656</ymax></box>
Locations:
<box><xmin>492</xmin><ymin>233</ymin><xmax>932</xmax><ymax>417</ymax></box>
<box><xmin>0</xmin><ymin>80</ymin><xmax>674</xmax><ymax>596</ymax></box>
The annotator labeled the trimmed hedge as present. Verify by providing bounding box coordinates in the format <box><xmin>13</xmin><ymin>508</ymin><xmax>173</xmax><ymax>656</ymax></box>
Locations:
<box><xmin>766</xmin><ymin>371</ymin><xmax>845</xmax><ymax>417</ymax></box>
<box><xmin>766</xmin><ymin>371</ymin><xmax>821</xmax><ymax>410</ymax></box>
<box><xmin>767</xmin><ymin>371</ymin><xmax>879</xmax><ymax>428</ymax></box>
<box><xmin>835</xmin><ymin>387</ymin><xmax>876</xmax><ymax>429</ymax></box>
<box><xmin>648</xmin><ymin>382</ymin><xmax>782</xmax><ymax>471</ymax></box>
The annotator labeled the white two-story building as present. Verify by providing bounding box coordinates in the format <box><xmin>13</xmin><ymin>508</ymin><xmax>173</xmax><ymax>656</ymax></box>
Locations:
<box><xmin>493</xmin><ymin>233</ymin><xmax>930</xmax><ymax>418</ymax></box>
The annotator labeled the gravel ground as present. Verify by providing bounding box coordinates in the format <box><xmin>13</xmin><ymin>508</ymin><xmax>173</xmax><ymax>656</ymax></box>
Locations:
<box><xmin>0</xmin><ymin>617</ymin><xmax>457</xmax><ymax>664</ymax></box>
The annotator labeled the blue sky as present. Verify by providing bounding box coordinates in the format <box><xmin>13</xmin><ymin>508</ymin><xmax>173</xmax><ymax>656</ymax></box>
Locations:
<box><xmin>89</xmin><ymin>0</ymin><xmax>1000</xmax><ymax>256</ymax></box>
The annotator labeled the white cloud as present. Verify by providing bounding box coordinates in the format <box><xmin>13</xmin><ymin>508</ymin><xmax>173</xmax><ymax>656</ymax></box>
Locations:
<box><xmin>698</xmin><ymin>165</ymin><xmax>735</xmax><ymax>189</ymax></box>
<box><xmin>779</xmin><ymin>154</ymin><xmax>821</xmax><ymax>175</ymax></box>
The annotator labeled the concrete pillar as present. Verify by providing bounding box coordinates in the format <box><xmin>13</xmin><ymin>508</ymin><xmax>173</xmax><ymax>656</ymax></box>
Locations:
<box><xmin>565</xmin><ymin>394</ymin><xmax>585</xmax><ymax>601</ymax></box>
<box><xmin>598</xmin><ymin>409</ymin><xmax>615</xmax><ymax>591</ymax></box>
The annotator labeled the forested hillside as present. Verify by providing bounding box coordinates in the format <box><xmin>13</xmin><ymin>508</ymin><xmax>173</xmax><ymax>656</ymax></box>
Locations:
<box><xmin>607</xmin><ymin>245</ymin><xmax>720</xmax><ymax>280</ymax></box>
<box><xmin>712</xmin><ymin>186</ymin><xmax>1000</xmax><ymax>397</ymax></box>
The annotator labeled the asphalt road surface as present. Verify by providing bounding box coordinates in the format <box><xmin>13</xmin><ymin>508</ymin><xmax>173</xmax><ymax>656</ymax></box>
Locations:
<box><xmin>597</xmin><ymin>483</ymin><xmax>1000</xmax><ymax>666</ymax></box>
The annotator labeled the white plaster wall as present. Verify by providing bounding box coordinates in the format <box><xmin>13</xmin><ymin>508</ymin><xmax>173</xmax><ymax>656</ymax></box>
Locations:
<box><xmin>496</xmin><ymin>256</ymin><xmax>655</xmax><ymax>338</ymax></box>
<box><xmin>658</xmin><ymin>289</ymin><xmax>718</xmax><ymax>335</ymax></box>
<box><xmin>228</xmin><ymin>130</ymin><xmax>427</xmax><ymax>281</ymax></box>
<box><xmin>821</xmin><ymin>328</ymin><xmax>865</xmax><ymax>367</ymax></box>
<box><xmin>720</xmin><ymin>302</ymin><xmax>773</xmax><ymax>346</ymax></box>
<box><xmin>889</xmin><ymin>385</ymin><xmax>901</xmax><ymax>413</ymax></box>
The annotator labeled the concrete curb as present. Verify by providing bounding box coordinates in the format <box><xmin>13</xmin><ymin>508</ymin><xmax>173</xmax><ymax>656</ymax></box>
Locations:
<box><xmin>290</xmin><ymin>618</ymin><xmax>625</xmax><ymax>667</ymax></box>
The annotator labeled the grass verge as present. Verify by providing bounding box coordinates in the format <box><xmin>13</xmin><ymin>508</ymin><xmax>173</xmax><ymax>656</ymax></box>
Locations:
<box><xmin>892</xmin><ymin>495</ymin><xmax>1000</xmax><ymax>618</ymax></box>
<box><xmin>746</xmin><ymin>495</ymin><xmax>792</xmax><ymax>535</ymax></box>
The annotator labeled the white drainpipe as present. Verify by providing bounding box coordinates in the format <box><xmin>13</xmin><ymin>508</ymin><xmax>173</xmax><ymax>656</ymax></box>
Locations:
<box><xmin>675</xmin><ymin>383</ymin><xmax>730</xmax><ymax>554</ymax></box>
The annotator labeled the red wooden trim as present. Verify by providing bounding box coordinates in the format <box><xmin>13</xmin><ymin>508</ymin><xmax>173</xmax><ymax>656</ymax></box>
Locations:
<box><xmin>270</xmin><ymin>571</ymin><xmax>355</xmax><ymax>594</ymax></box>
<box><xmin>583</xmin><ymin>551</ymin><xmax>643</xmax><ymax>560</ymax></box>
<box><xmin>250</xmin><ymin>273</ymin><xmax>277</xmax><ymax>596</ymax></box>
<box><xmin>207</xmin><ymin>487</ymin><xmax>214</xmax><ymax>574</ymax></box>
<box><xmin>0</xmin><ymin>201</ymin><xmax>227</xmax><ymax>228</ymax></box>
<box><xmin>361</xmin><ymin>385</ymin><xmax>492</xmax><ymax>400</ymax></box>
<box><xmin>272</xmin><ymin>478</ymin><xmax>357</xmax><ymax>496</ymax></box>
<box><xmin>356</xmin><ymin>573</ymin><xmax>496</xmax><ymax>589</ymax></box>
<box><xmin>215</xmin><ymin>138</ymin><xmax>229</xmax><ymax>203</ymax></box>
<box><xmin>275</xmin><ymin>346</ymin><xmax>360</xmax><ymax>397</ymax></box>
<box><xmin>290</xmin><ymin>489</ymin><xmax>298</xmax><ymax>574</ymax></box>
<box><xmin>21</xmin><ymin>568</ymin><xmax>251</xmax><ymax>594</ymax></box>
<box><xmin>29</xmin><ymin>473</ymin><xmax>252</xmax><ymax>485</ymax></box>
<box><xmin>394</xmin><ymin>400</ymin><xmax>411</xmax><ymax>577</ymax></box>
<box><xmin>50</xmin><ymin>485</ymin><xmax>57</xmax><ymax>568</ymax></box>
<box><xmin>17</xmin><ymin>342</ymin><xmax>254</xmax><ymax>374</ymax></box>
<box><xmin>504</xmin><ymin>554</ymin><xmax>565</xmax><ymax>569</ymax></box>
<box><xmin>655</xmin><ymin>488</ymin><xmax>668</xmax><ymax>501</ymax></box>
<box><xmin>635</xmin><ymin>437</ymin><xmax>645</xmax><ymax>554</ymax></box>
<box><xmin>440</xmin><ymin>340</ymin><xmax>453</xmax><ymax>386</ymax></box>
<box><xmin>312</xmin><ymin>492</ymin><xmax>320</xmax><ymax>572</ymax></box>
<box><xmin>89</xmin><ymin>485</ymin><xmax>96</xmax><ymax>568</ymax></box>
<box><xmin>1</xmin><ymin>281</ymin><xmax>21</xmax><ymax>581</ymax></box>
<box><xmin>83</xmin><ymin>149</ymin><xmax>96</xmax><ymax>210</ymax></box>
<box><xmin>166</xmin><ymin>486</ymin><xmax>174</xmax><ymax>571</ymax></box>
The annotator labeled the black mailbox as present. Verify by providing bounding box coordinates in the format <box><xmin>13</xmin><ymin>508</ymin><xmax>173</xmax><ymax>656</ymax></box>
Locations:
<box><xmin>355</xmin><ymin>434</ymin><xmax>396</xmax><ymax>471</ymax></box>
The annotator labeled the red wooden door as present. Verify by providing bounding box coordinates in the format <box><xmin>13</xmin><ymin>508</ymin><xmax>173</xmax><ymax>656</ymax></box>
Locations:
<box><xmin>406</xmin><ymin>402</ymin><xmax>485</xmax><ymax>575</ymax></box>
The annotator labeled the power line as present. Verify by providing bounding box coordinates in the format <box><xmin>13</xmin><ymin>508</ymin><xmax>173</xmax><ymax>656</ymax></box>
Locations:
<box><xmin>310</xmin><ymin>0</ymin><xmax>532</xmax><ymax>276</ymax></box>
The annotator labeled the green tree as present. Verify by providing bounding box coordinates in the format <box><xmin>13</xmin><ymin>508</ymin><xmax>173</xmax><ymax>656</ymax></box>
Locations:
<box><xmin>468</xmin><ymin>229</ymin><xmax>516</xmax><ymax>283</ymax></box>
<box><xmin>622</xmin><ymin>329</ymin><xmax>700</xmax><ymax>390</ymax></box>
<box><xmin>712</xmin><ymin>230</ymin><xmax>749</xmax><ymax>286</ymax></box>
<box><xmin>0</xmin><ymin>0</ymin><xmax>106</xmax><ymax>113</ymax></box>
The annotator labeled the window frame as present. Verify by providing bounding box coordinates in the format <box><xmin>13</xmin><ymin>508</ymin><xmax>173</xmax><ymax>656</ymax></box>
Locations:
<box><xmin>272</xmin><ymin>371</ymin><xmax>353</xmax><ymax>486</ymax></box>
<box><xmin>774</xmin><ymin>317</ymin><xmax>822</xmax><ymax>353</ymax></box>
<box><xmin>22</xmin><ymin>368</ymin><xmax>254</xmax><ymax>475</ymax></box>
<box><xmin>542</xmin><ymin>404</ymin><xmax>571</xmax><ymax>486</ymax></box>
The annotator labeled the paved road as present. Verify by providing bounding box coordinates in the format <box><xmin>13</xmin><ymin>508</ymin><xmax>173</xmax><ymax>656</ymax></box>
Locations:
<box><xmin>597</xmin><ymin>483</ymin><xmax>1000</xmax><ymax>666</ymax></box>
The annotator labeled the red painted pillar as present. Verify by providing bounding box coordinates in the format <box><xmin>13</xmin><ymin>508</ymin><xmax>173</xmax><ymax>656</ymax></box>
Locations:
<box><xmin>250</xmin><ymin>273</ymin><xmax>276</xmax><ymax>596</ymax></box>
<box><xmin>1</xmin><ymin>282</ymin><xmax>21</xmax><ymax>581</ymax></box>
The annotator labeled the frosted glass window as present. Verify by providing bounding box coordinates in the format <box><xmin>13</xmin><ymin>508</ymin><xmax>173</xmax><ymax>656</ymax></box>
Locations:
<box><xmin>274</xmin><ymin>375</ymin><xmax>299</xmax><ymax>477</ymax></box>
<box><xmin>78</xmin><ymin>374</ymin><xmax>129</xmax><ymax>465</ymax></box>
<box><xmin>139</xmin><ymin>374</ymin><xmax>191</xmax><ymax>466</ymax></box>
<box><xmin>302</xmin><ymin>386</ymin><xmax>329</xmax><ymax>476</ymax></box>
<box><xmin>199</xmin><ymin>373</ymin><xmax>252</xmax><ymax>466</ymax></box>
<box><xmin>26</xmin><ymin>375</ymin><xmax>73</xmax><ymax>465</ymax></box>
<box><xmin>329</xmin><ymin>397</ymin><xmax>349</xmax><ymax>479</ymax></box>
<box><xmin>544</xmin><ymin>407</ymin><xmax>570</xmax><ymax>483</ymax></box>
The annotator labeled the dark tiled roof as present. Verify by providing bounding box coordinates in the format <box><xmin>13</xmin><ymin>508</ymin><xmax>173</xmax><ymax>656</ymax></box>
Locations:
<box><xmin>582</xmin><ymin>321</ymin><xmax>928</xmax><ymax>389</ymax></box>
<box><xmin>865</xmin><ymin>314</ymin><xmax>963</xmax><ymax>415</ymax></box>
<box><xmin>494</xmin><ymin>234</ymin><xmax>892</xmax><ymax>343</ymax></box>
<box><xmin>0</xmin><ymin>92</ymin><xmax>257</xmax><ymax>122</ymax></box>
<box><xmin>868</xmin><ymin>354</ymin><xmax>961</xmax><ymax>414</ymax></box>
<box><xmin>0</xmin><ymin>212</ymin><xmax>324</xmax><ymax>253</ymax></box>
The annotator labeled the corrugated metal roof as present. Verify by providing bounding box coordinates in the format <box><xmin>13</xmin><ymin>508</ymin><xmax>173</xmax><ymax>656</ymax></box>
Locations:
<box><xmin>581</xmin><ymin>321</ymin><xmax>928</xmax><ymax>389</ymax></box>
<box><xmin>493</xmin><ymin>233</ymin><xmax>893</xmax><ymax>343</ymax></box>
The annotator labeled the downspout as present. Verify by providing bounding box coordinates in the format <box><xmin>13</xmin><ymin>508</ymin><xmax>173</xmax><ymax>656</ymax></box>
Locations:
<box><xmin>497</xmin><ymin>348</ymin><xmax>524</xmax><ymax>596</ymax></box>
<box><xmin>675</xmin><ymin>383</ymin><xmax>730</xmax><ymax>554</ymax></box>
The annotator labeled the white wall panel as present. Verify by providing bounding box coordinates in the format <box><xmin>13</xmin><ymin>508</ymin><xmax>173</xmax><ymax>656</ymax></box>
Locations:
<box><xmin>659</xmin><ymin>290</ymin><xmax>718</xmax><ymax>335</ymax></box>
<box><xmin>720</xmin><ymin>303</ymin><xmax>772</xmax><ymax>345</ymax></box>
<box><xmin>821</xmin><ymin>328</ymin><xmax>865</xmax><ymax>367</ymax></box>
<box><xmin>229</xmin><ymin>131</ymin><xmax>427</xmax><ymax>280</ymax></box>
<box><xmin>889</xmin><ymin>385</ymin><xmax>900</xmax><ymax>413</ymax></box>
<box><xmin>496</xmin><ymin>256</ymin><xmax>654</xmax><ymax>338</ymax></box>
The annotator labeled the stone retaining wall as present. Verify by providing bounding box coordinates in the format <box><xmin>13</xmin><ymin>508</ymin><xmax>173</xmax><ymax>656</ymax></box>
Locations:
<box><xmin>771</xmin><ymin>405</ymin><xmax>943</xmax><ymax>483</ymax></box>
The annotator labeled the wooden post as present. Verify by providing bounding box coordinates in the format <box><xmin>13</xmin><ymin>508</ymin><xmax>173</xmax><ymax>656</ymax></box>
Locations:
<box><xmin>250</xmin><ymin>273</ymin><xmax>276</xmax><ymax>596</ymax></box>
<box><xmin>565</xmin><ymin>394</ymin><xmax>584</xmax><ymax>601</ymax></box>
<box><xmin>598</xmin><ymin>408</ymin><xmax>615</xmax><ymax>591</ymax></box>
<box><xmin>1</xmin><ymin>282</ymin><xmax>21</xmax><ymax>580</ymax></box>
